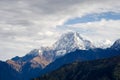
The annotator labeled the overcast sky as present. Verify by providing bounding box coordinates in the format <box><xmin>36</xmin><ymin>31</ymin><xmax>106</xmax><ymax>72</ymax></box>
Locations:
<box><xmin>0</xmin><ymin>0</ymin><xmax>120</xmax><ymax>60</ymax></box>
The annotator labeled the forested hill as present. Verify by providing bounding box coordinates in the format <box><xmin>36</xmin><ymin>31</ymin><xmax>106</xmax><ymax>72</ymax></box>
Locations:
<box><xmin>34</xmin><ymin>55</ymin><xmax>120</xmax><ymax>80</ymax></box>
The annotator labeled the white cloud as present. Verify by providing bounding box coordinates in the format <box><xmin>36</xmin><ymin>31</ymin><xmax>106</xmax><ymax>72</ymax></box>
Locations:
<box><xmin>67</xmin><ymin>19</ymin><xmax>120</xmax><ymax>41</ymax></box>
<box><xmin>0</xmin><ymin>0</ymin><xmax>120</xmax><ymax>60</ymax></box>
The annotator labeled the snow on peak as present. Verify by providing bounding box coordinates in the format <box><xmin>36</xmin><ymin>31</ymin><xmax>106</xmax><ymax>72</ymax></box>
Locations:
<box><xmin>27</xmin><ymin>48</ymin><xmax>43</xmax><ymax>57</ymax></box>
<box><xmin>93</xmin><ymin>40</ymin><xmax>112</xmax><ymax>49</ymax></box>
<box><xmin>114</xmin><ymin>39</ymin><xmax>120</xmax><ymax>44</ymax></box>
<box><xmin>111</xmin><ymin>39</ymin><xmax>120</xmax><ymax>50</ymax></box>
<box><xmin>53</xmin><ymin>32</ymin><xmax>93</xmax><ymax>56</ymax></box>
<box><xmin>27</xmin><ymin>46</ymin><xmax>53</xmax><ymax>57</ymax></box>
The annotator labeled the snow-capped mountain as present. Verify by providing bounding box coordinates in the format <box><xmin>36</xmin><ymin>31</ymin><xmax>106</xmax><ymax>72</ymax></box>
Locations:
<box><xmin>24</xmin><ymin>32</ymin><xmax>113</xmax><ymax>57</ymax></box>
<box><xmin>23</xmin><ymin>32</ymin><xmax>93</xmax><ymax>58</ymax></box>
<box><xmin>9</xmin><ymin>32</ymin><xmax>114</xmax><ymax>67</ymax></box>
<box><xmin>111</xmin><ymin>39</ymin><xmax>120</xmax><ymax>50</ymax></box>
<box><xmin>53</xmin><ymin>32</ymin><xmax>93</xmax><ymax>56</ymax></box>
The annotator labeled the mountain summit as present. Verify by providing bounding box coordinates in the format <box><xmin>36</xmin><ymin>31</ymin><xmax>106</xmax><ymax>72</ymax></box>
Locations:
<box><xmin>53</xmin><ymin>32</ymin><xmax>93</xmax><ymax>56</ymax></box>
<box><xmin>24</xmin><ymin>32</ymin><xmax>94</xmax><ymax>57</ymax></box>
<box><xmin>111</xmin><ymin>39</ymin><xmax>120</xmax><ymax>50</ymax></box>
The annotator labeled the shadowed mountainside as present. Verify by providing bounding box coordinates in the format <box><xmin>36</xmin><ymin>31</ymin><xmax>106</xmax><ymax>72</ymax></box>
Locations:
<box><xmin>34</xmin><ymin>55</ymin><xmax>120</xmax><ymax>80</ymax></box>
<box><xmin>0</xmin><ymin>61</ymin><xmax>21</xmax><ymax>80</ymax></box>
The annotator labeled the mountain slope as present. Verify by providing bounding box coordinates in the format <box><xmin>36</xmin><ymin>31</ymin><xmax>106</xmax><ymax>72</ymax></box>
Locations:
<box><xmin>41</xmin><ymin>48</ymin><xmax>120</xmax><ymax>75</ymax></box>
<box><xmin>6</xmin><ymin>49</ymin><xmax>53</xmax><ymax>80</ymax></box>
<box><xmin>34</xmin><ymin>55</ymin><xmax>120</xmax><ymax>80</ymax></box>
<box><xmin>39</xmin><ymin>39</ymin><xmax>120</xmax><ymax>75</ymax></box>
<box><xmin>0</xmin><ymin>61</ymin><xmax>21</xmax><ymax>80</ymax></box>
